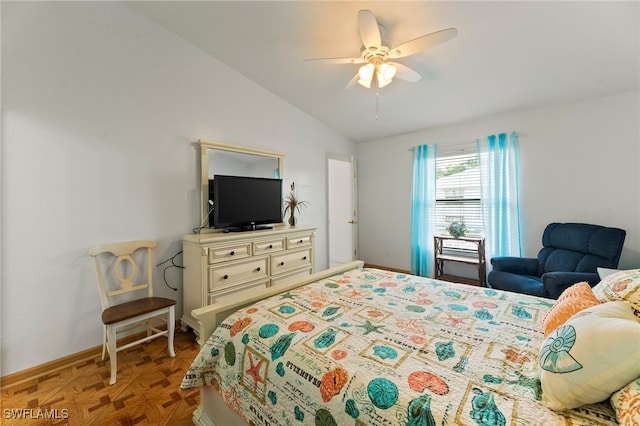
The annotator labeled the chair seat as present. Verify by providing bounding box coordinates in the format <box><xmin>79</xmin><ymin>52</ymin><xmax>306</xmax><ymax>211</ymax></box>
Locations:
<box><xmin>102</xmin><ymin>297</ymin><xmax>176</xmax><ymax>325</ymax></box>
<box><xmin>487</xmin><ymin>271</ymin><xmax>548</xmax><ymax>298</ymax></box>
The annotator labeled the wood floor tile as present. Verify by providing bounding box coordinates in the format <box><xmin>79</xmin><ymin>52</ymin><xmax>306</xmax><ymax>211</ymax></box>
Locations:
<box><xmin>1</xmin><ymin>329</ymin><xmax>201</xmax><ymax>425</ymax></box>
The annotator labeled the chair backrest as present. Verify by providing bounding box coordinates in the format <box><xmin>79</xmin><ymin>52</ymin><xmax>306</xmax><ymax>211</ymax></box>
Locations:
<box><xmin>537</xmin><ymin>223</ymin><xmax>626</xmax><ymax>275</ymax></box>
<box><xmin>89</xmin><ymin>240</ymin><xmax>158</xmax><ymax>310</ymax></box>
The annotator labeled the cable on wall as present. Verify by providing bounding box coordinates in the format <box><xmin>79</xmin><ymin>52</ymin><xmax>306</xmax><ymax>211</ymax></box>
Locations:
<box><xmin>156</xmin><ymin>251</ymin><xmax>184</xmax><ymax>291</ymax></box>
<box><xmin>193</xmin><ymin>200</ymin><xmax>215</xmax><ymax>234</ymax></box>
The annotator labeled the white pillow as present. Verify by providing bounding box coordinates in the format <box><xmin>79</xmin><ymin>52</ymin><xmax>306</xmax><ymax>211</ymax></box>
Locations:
<box><xmin>539</xmin><ymin>301</ymin><xmax>640</xmax><ymax>411</ymax></box>
<box><xmin>597</xmin><ymin>267</ymin><xmax>619</xmax><ymax>279</ymax></box>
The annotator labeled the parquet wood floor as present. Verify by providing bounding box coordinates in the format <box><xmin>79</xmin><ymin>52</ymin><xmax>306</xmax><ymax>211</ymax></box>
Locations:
<box><xmin>1</xmin><ymin>329</ymin><xmax>201</xmax><ymax>425</ymax></box>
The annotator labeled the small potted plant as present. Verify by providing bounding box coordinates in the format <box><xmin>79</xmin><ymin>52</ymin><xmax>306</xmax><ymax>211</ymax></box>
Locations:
<box><xmin>446</xmin><ymin>218</ymin><xmax>467</xmax><ymax>238</ymax></box>
<box><xmin>283</xmin><ymin>182</ymin><xmax>308</xmax><ymax>226</ymax></box>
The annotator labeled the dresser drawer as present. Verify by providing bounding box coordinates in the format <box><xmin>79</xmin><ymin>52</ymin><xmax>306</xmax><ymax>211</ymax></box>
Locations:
<box><xmin>253</xmin><ymin>238</ymin><xmax>285</xmax><ymax>255</ymax></box>
<box><xmin>208</xmin><ymin>243</ymin><xmax>251</xmax><ymax>264</ymax></box>
<box><xmin>271</xmin><ymin>268</ymin><xmax>312</xmax><ymax>287</ymax></box>
<box><xmin>286</xmin><ymin>234</ymin><xmax>312</xmax><ymax>249</ymax></box>
<box><xmin>209</xmin><ymin>257</ymin><xmax>269</xmax><ymax>291</ymax></box>
<box><xmin>208</xmin><ymin>279</ymin><xmax>269</xmax><ymax>304</ymax></box>
<box><xmin>271</xmin><ymin>248</ymin><xmax>312</xmax><ymax>275</ymax></box>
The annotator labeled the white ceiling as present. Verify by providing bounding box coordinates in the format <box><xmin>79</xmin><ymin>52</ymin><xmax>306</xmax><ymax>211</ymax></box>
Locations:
<box><xmin>128</xmin><ymin>1</ymin><xmax>639</xmax><ymax>142</ymax></box>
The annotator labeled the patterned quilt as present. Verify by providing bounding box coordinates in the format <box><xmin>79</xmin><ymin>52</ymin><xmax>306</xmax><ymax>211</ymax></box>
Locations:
<box><xmin>181</xmin><ymin>268</ymin><xmax>617</xmax><ymax>425</ymax></box>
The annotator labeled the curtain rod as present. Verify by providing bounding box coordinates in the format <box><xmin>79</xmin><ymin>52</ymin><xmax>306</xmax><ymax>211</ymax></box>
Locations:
<box><xmin>408</xmin><ymin>132</ymin><xmax>528</xmax><ymax>151</ymax></box>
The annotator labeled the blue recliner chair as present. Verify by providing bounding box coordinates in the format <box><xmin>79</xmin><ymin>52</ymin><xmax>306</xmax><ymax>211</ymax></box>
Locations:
<box><xmin>487</xmin><ymin>223</ymin><xmax>626</xmax><ymax>299</ymax></box>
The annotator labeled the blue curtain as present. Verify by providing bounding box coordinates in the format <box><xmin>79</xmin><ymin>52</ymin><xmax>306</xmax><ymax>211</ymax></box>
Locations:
<box><xmin>410</xmin><ymin>144</ymin><xmax>437</xmax><ymax>277</ymax></box>
<box><xmin>477</xmin><ymin>132</ymin><xmax>522</xmax><ymax>259</ymax></box>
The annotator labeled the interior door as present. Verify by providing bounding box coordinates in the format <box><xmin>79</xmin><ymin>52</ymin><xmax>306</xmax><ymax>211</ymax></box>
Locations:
<box><xmin>327</xmin><ymin>155</ymin><xmax>357</xmax><ymax>267</ymax></box>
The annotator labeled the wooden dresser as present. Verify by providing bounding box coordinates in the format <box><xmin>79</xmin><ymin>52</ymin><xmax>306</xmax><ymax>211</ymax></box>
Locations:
<box><xmin>181</xmin><ymin>225</ymin><xmax>316</xmax><ymax>336</ymax></box>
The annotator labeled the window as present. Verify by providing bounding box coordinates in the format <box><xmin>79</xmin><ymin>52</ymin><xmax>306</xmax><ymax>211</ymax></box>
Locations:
<box><xmin>410</xmin><ymin>132</ymin><xmax>521</xmax><ymax>277</ymax></box>
<box><xmin>435</xmin><ymin>147</ymin><xmax>482</xmax><ymax>239</ymax></box>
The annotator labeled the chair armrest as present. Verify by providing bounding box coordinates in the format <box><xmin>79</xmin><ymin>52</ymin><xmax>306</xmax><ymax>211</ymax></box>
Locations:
<box><xmin>490</xmin><ymin>257</ymin><xmax>539</xmax><ymax>275</ymax></box>
<box><xmin>542</xmin><ymin>272</ymin><xmax>600</xmax><ymax>299</ymax></box>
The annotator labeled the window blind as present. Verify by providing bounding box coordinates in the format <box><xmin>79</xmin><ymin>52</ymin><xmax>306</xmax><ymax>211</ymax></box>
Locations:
<box><xmin>435</xmin><ymin>143</ymin><xmax>482</xmax><ymax>239</ymax></box>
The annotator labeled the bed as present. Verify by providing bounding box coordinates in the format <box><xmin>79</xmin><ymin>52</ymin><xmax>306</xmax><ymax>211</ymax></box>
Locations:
<box><xmin>181</xmin><ymin>260</ymin><xmax>628</xmax><ymax>425</ymax></box>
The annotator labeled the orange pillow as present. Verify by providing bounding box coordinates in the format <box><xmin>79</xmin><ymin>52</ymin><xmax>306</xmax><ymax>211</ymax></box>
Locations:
<box><xmin>541</xmin><ymin>282</ymin><xmax>601</xmax><ymax>337</ymax></box>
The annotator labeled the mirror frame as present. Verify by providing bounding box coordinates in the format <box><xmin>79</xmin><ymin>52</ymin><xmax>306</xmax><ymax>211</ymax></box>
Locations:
<box><xmin>198</xmin><ymin>139</ymin><xmax>284</xmax><ymax>230</ymax></box>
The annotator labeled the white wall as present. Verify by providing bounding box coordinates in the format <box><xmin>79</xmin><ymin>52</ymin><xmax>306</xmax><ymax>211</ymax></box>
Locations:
<box><xmin>357</xmin><ymin>91</ymin><xmax>640</xmax><ymax>272</ymax></box>
<box><xmin>0</xmin><ymin>2</ymin><xmax>355</xmax><ymax>375</ymax></box>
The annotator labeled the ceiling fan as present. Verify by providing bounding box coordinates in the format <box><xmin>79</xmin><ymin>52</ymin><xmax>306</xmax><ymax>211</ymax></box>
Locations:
<box><xmin>306</xmin><ymin>10</ymin><xmax>457</xmax><ymax>89</ymax></box>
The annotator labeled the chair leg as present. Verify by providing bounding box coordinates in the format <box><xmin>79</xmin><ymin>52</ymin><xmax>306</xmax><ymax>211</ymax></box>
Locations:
<box><xmin>101</xmin><ymin>324</ymin><xmax>108</xmax><ymax>361</ymax></box>
<box><xmin>167</xmin><ymin>306</ymin><xmax>176</xmax><ymax>358</ymax></box>
<box><xmin>107</xmin><ymin>325</ymin><xmax>118</xmax><ymax>385</ymax></box>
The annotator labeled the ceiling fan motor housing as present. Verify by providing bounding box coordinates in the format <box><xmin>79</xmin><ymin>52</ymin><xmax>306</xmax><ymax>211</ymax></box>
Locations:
<box><xmin>361</xmin><ymin>45</ymin><xmax>390</xmax><ymax>64</ymax></box>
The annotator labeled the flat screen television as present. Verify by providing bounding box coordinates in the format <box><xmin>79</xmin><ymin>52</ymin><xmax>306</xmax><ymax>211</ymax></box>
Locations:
<box><xmin>210</xmin><ymin>175</ymin><xmax>283</xmax><ymax>231</ymax></box>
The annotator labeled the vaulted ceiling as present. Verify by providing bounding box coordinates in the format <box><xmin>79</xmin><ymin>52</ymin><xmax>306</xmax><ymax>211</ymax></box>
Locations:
<box><xmin>128</xmin><ymin>1</ymin><xmax>639</xmax><ymax>142</ymax></box>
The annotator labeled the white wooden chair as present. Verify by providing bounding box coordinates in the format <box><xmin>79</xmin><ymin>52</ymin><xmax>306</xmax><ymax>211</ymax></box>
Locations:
<box><xmin>89</xmin><ymin>240</ymin><xmax>176</xmax><ymax>385</ymax></box>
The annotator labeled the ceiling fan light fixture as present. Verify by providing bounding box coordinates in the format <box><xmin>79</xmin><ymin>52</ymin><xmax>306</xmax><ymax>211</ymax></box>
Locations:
<box><xmin>377</xmin><ymin>76</ymin><xmax>392</xmax><ymax>88</ymax></box>
<box><xmin>358</xmin><ymin>78</ymin><xmax>372</xmax><ymax>88</ymax></box>
<box><xmin>379</xmin><ymin>63</ymin><xmax>396</xmax><ymax>80</ymax></box>
<box><xmin>377</xmin><ymin>63</ymin><xmax>396</xmax><ymax>88</ymax></box>
<box><xmin>357</xmin><ymin>63</ymin><xmax>375</xmax><ymax>88</ymax></box>
<box><xmin>358</xmin><ymin>63</ymin><xmax>374</xmax><ymax>80</ymax></box>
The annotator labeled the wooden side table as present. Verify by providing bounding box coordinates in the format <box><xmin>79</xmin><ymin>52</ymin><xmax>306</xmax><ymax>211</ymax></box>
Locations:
<box><xmin>434</xmin><ymin>235</ymin><xmax>486</xmax><ymax>286</ymax></box>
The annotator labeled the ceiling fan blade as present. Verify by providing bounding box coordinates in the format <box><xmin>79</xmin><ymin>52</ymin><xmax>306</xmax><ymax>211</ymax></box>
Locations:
<box><xmin>358</xmin><ymin>9</ymin><xmax>381</xmax><ymax>49</ymax></box>
<box><xmin>388</xmin><ymin>28</ymin><xmax>458</xmax><ymax>59</ymax></box>
<box><xmin>345</xmin><ymin>73</ymin><xmax>359</xmax><ymax>90</ymax></box>
<box><xmin>390</xmin><ymin>62</ymin><xmax>422</xmax><ymax>83</ymax></box>
<box><xmin>304</xmin><ymin>57</ymin><xmax>365</xmax><ymax>65</ymax></box>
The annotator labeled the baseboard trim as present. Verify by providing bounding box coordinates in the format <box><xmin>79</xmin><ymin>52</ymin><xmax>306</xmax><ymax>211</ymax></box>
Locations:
<box><xmin>363</xmin><ymin>263</ymin><xmax>411</xmax><ymax>274</ymax></box>
<box><xmin>1</xmin><ymin>343</ymin><xmax>104</xmax><ymax>391</ymax></box>
<box><xmin>0</xmin><ymin>323</ymin><xmax>181</xmax><ymax>390</ymax></box>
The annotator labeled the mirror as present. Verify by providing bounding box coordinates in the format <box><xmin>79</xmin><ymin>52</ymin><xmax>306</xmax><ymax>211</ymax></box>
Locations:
<box><xmin>198</xmin><ymin>139</ymin><xmax>284</xmax><ymax>230</ymax></box>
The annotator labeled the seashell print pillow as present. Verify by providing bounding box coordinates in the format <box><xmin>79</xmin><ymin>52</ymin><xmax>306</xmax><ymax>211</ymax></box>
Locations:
<box><xmin>538</xmin><ymin>301</ymin><xmax>640</xmax><ymax>411</ymax></box>
<box><xmin>540</xmin><ymin>281</ymin><xmax>601</xmax><ymax>337</ymax></box>
<box><xmin>610</xmin><ymin>377</ymin><xmax>640</xmax><ymax>426</ymax></box>
<box><xmin>592</xmin><ymin>269</ymin><xmax>640</xmax><ymax>319</ymax></box>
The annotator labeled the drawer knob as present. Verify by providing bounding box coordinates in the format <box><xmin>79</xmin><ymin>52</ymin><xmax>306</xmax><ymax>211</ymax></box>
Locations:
<box><xmin>223</xmin><ymin>274</ymin><xmax>229</xmax><ymax>280</ymax></box>
<box><xmin>302</xmin><ymin>256</ymin><xmax>307</xmax><ymax>260</ymax></box>
<box><xmin>298</xmin><ymin>239</ymin><xmax>303</xmax><ymax>244</ymax></box>
<box><xmin>256</xmin><ymin>267</ymin><xmax>261</xmax><ymax>272</ymax></box>
<box><xmin>269</xmin><ymin>244</ymin><xmax>273</xmax><ymax>249</ymax></box>
<box><xmin>280</xmin><ymin>261</ymin><xmax>285</xmax><ymax>266</ymax></box>
<box><xmin>230</xmin><ymin>251</ymin><xmax>235</xmax><ymax>256</ymax></box>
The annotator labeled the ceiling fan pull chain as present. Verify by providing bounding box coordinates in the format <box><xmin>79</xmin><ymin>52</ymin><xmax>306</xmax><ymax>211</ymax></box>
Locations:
<box><xmin>376</xmin><ymin>90</ymin><xmax>380</xmax><ymax>121</ymax></box>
